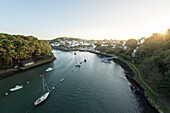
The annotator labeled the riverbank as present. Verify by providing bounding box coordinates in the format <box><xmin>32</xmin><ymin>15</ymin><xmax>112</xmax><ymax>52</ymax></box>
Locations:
<box><xmin>79</xmin><ymin>49</ymin><xmax>162</xmax><ymax>112</ymax></box>
<box><xmin>121</xmin><ymin>59</ymin><xmax>170</xmax><ymax>113</ymax></box>
<box><xmin>55</xmin><ymin>48</ymin><xmax>162</xmax><ymax>112</ymax></box>
<box><xmin>112</xmin><ymin>58</ymin><xmax>159</xmax><ymax>113</ymax></box>
<box><xmin>0</xmin><ymin>56</ymin><xmax>56</xmax><ymax>80</ymax></box>
<box><xmin>54</xmin><ymin>48</ymin><xmax>115</xmax><ymax>57</ymax></box>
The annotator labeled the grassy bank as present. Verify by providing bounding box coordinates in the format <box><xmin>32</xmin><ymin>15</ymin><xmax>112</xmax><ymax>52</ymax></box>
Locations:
<box><xmin>120</xmin><ymin>58</ymin><xmax>169</xmax><ymax>113</ymax></box>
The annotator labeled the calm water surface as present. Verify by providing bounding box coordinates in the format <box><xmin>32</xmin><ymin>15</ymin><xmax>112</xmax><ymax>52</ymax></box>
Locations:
<box><xmin>0</xmin><ymin>50</ymin><xmax>147</xmax><ymax>113</ymax></box>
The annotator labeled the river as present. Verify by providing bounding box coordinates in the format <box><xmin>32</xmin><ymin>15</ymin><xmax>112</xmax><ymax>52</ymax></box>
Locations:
<box><xmin>0</xmin><ymin>50</ymin><xmax>154</xmax><ymax>113</ymax></box>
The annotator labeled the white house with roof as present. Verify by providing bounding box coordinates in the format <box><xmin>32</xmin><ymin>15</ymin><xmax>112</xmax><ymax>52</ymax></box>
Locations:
<box><xmin>138</xmin><ymin>38</ymin><xmax>145</xmax><ymax>44</ymax></box>
<box><xmin>132</xmin><ymin>47</ymin><xmax>139</xmax><ymax>57</ymax></box>
<box><xmin>101</xmin><ymin>42</ymin><xmax>108</xmax><ymax>46</ymax></box>
<box><xmin>51</xmin><ymin>42</ymin><xmax>60</xmax><ymax>47</ymax></box>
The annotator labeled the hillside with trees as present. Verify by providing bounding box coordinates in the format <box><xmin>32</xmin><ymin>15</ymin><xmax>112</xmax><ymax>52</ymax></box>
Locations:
<box><xmin>95</xmin><ymin>29</ymin><xmax>170</xmax><ymax>98</ymax></box>
<box><xmin>135</xmin><ymin>31</ymin><xmax>170</xmax><ymax>97</ymax></box>
<box><xmin>0</xmin><ymin>33</ymin><xmax>53</xmax><ymax>69</ymax></box>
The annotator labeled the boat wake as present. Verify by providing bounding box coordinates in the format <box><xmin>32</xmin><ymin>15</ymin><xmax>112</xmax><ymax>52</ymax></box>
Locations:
<box><xmin>25</xmin><ymin>106</ymin><xmax>35</xmax><ymax>113</ymax></box>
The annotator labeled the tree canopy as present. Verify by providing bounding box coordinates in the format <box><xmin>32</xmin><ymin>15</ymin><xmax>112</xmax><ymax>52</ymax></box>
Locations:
<box><xmin>132</xmin><ymin>30</ymin><xmax>170</xmax><ymax>97</ymax></box>
<box><xmin>0</xmin><ymin>33</ymin><xmax>52</xmax><ymax>69</ymax></box>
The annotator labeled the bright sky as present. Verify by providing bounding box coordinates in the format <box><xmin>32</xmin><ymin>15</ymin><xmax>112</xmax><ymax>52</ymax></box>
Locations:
<box><xmin>0</xmin><ymin>0</ymin><xmax>170</xmax><ymax>40</ymax></box>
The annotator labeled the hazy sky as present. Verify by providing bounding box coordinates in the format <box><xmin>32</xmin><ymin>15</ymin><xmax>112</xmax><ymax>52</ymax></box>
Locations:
<box><xmin>0</xmin><ymin>0</ymin><xmax>170</xmax><ymax>40</ymax></box>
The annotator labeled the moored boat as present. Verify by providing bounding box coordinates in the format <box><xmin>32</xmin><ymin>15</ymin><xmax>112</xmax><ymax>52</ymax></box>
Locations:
<box><xmin>34</xmin><ymin>91</ymin><xmax>50</xmax><ymax>106</ymax></box>
<box><xmin>84</xmin><ymin>59</ymin><xmax>86</xmax><ymax>62</ymax></box>
<box><xmin>101</xmin><ymin>58</ymin><xmax>111</xmax><ymax>63</ymax></box>
<box><xmin>10</xmin><ymin>85</ymin><xmax>23</xmax><ymax>92</ymax></box>
<box><xmin>61</xmin><ymin>78</ymin><xmax>64</xmax><ymax>82</ymax></box>
<box><xmin>75</xmin><ymin>63</ymin><xmax>81</xmax><ymax>67</ymax></box>
<box><xmin>46</xmin><ymin>67</ymin><xmax>53</xmax><ymax>72</ymax></box>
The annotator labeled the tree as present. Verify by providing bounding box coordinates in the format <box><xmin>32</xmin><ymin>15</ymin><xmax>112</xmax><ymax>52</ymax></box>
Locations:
<box><xmin>158</xmin><ymin>70</ymin><xmax>170</xmax><ymax>97</ymax></box>
<box><xmin>125</xmin><ymin>39</ymin><xmax>138</xmax><ymax>50</ymax></box>
<box><xmin>0</xmin><ymin>33</ymin><xmax>53</xmax><ymax>69</ymax></box>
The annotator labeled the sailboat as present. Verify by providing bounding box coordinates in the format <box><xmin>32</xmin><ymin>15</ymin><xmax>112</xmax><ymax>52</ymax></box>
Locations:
<box><xmin>34</xmin><ymin>75</ymin><xmax>50</xmax><ymax>106</ymax></box>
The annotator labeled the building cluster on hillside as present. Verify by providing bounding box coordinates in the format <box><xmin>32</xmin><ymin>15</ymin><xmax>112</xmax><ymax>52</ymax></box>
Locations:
<box><xmin>51</xmin><ymin>40</ymin><xmax>96</xmax><ymax>49</ymax></box>
<box><xmin>132</xmin><ymin>38</ymin><xmax>145</xmax><ymax>57</ymax></box>
<box><xmin>51</xmin><ymin>38</ymin><xmax>145</xmax><ymax>57</ymax></box>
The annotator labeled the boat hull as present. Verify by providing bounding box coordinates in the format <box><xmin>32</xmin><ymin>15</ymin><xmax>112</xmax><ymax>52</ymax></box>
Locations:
<box><xmin>34</xmin><ymin>92</ymin><xmax>50</xmax><ymax>106</ymax></box>
<box><xmin>10</xmin><ymin>85</ymin><xmax>23</xmax><ymax>92</ymax></box>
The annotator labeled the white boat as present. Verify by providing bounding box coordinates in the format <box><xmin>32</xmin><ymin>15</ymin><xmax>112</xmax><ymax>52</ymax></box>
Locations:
<box><xmin>10</xmin><ymin>85</ymin><xmax>23</xmax><ymax>92</ymax></box>
<box><xmin>61</xmin><ymin>78</ymin><xmax>64</xmax><ymax>82</ymax></box>
<box><xmin>34</xmin><ymin>75</ymin><xmax>50</xmax><ymax>106</ymax></box>
<box><xmin>101</xmin><ymin>58</ymin><xmax>111</xmax><ymax>63</ymax></box>
<box><xmin>46</xmin><ymin>67</ymin><xmax>53</xmax><ymax>72</ymax></box>
<box><xmin>34</xmin><ymin>91</ymin><xmax>50</xmax><ymax>106</ymax></box>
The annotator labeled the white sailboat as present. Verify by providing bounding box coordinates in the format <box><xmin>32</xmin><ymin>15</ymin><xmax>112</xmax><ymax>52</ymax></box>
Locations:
<box><xmin>34</xmin><ymin>75</ymin><xmax>50</xmax><ymax>106</ymax></box>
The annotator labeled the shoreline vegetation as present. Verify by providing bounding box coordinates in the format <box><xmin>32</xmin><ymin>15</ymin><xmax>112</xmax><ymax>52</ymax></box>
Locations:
<box><xmin>0</xmin><ymin>33</ymin><xmax>55</xmax><ymax>79</ymax></box>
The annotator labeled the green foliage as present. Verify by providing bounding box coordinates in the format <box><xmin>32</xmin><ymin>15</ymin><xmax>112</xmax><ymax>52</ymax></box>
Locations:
<box><xmin>134</xmin><ymin>30</ymin><xmax>170</xmax><ymax>97</ymax></box>
<box><xmin>125</xmin><ymin>39</ymin><xmax>138</xmax><ymax>50</ymax></box>
<box><xmin>0</xmin><ymin>33</ymin><xmax>52</xmax><ymax>69</ymax></box>
<box><xmin>95</xmin><ymin>46</ymin><xmax>109</xmax><ymax>53</ymax></box>
<box><xmin>50</xmin><ymin>37</ymin><xmax>81</xmax><ymax>43</ymax></box>
<box><xmin>95</xmin><ymin>29</ymin><xmax>170</xmax><ymax>97</ymax></box>
<box><xmin>158</xmin><ymin>70</ymin><xmax>170</xmax><ymax>96</ymax></box>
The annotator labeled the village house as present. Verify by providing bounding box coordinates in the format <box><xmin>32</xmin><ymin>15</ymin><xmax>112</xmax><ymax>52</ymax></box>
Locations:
<box><xmin>21</xmin><ymin>59</ymin><xmax>34</xmax><ymax>67</ymax></box>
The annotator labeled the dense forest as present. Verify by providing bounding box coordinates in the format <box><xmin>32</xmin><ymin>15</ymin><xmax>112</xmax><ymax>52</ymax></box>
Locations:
<box><xmin>135</xmin><ymin>30</ymin><xmax>170</xmax><ymax>97</ymax></box>
<box><xmin>95</xmin><ymin>29</ymin><xmax>170</xmax><ymax>97</ymax></box>
<box><xmin>0</xmin><ymin>33</ymin><xmax>53</xmax><ymax>69</ymax></box>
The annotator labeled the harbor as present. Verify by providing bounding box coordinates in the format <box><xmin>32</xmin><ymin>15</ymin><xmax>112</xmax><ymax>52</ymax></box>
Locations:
<box><xmin>0</xmin><ymin>50</ymin><xmax>157</xmax><ymax>113</ymax></box>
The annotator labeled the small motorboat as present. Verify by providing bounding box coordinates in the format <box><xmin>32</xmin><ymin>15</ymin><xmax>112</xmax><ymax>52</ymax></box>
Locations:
<box><xmin>10</xmin><ymin>85</ymin><xmax>23</xmax><ymax>92</ymax></box>
<box><xmin>34</xmin><ymin>91</ymin><xmax>50</xmax><ymax>106</ymax></box>
<box><xmin>46</xmin><ymin>67</ymin><xmax>53</xmax><ymax>72</ymax></box>
<box><xmin>61</xmin><ymin>78</ymin><xmax>64</xmax><ymax>82</ymax></box>
<box><xmin>101</xmin><ymin>58</ymin><xmax>111</xmax><ymax>63</ymax></box>
<box><xmin>75</xmin><ymin>63</ymin><xmax>81</xmax><ymax>67</ymax></box>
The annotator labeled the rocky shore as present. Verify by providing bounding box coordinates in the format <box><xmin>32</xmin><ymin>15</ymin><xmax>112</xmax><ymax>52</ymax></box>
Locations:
<box><xmin>0</xmin><ymin>56</ymin><xmax>56</xmax><ymax>80</ymax></box>
<box><xmin>112</xmin><ymin>58</ymin><xmax>159</xmax><ymax>113</ymax></box>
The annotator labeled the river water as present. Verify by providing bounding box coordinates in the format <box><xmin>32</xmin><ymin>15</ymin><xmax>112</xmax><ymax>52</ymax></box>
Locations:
<box><xmin>0</xmin><ymin>50</ymin><xmax>151</xmax><ymax>113</ymax></box>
